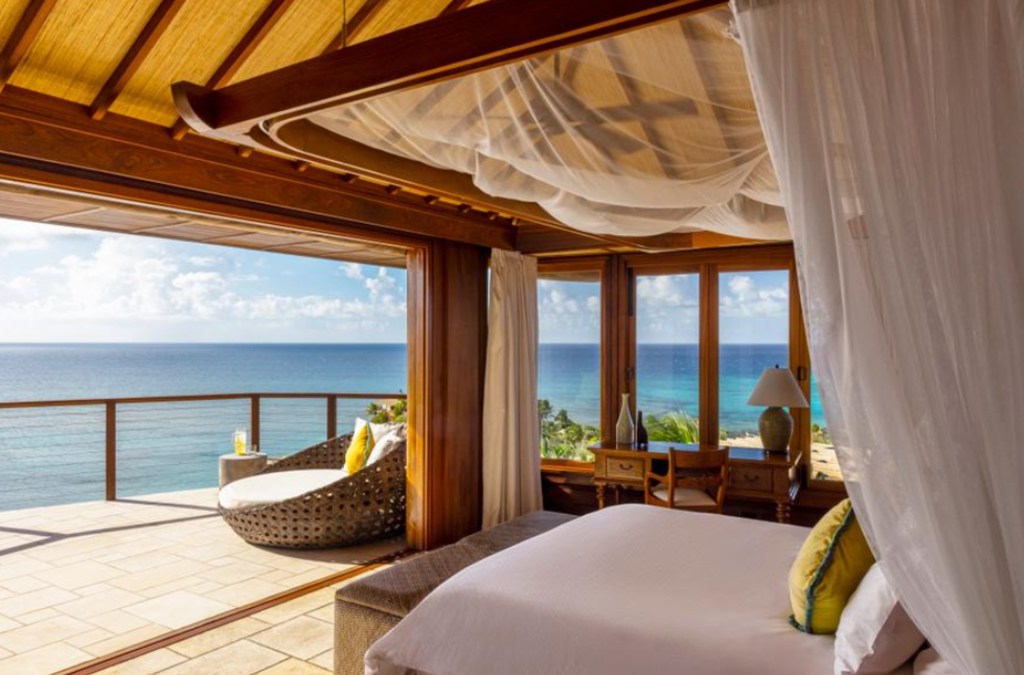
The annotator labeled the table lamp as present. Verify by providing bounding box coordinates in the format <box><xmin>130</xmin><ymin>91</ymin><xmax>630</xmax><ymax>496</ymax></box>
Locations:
<box><xmin>747</xmin><ymin>365</ymin><xmax>808</xmax><ymax>453</ymax></box>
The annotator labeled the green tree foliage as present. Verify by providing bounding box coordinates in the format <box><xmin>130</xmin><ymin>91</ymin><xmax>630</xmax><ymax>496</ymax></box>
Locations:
<box><xmin>644</xmin><ymin>411</ymin><xmax>700</xmax><ymax>444</ymax></box>
<box><xmin>366</xmin><ymin>399</ymin><xmax>407</xmax><ymax>424</ymax></box>
<box><xmin>538</xmin><ymin>399</ymin><xmax>598</xmax><ymax>462</ymax></box>
<box><xmin>811</xmin><ymin>422</ymin><xmax>832</xmax><ymax>445</ymax></box>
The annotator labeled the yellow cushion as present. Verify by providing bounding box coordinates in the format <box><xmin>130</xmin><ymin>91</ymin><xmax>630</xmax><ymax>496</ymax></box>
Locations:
<box><xmin>789</xmin><ymin>498</ymin><xmax>875</xmax><ymax>634</ymax></box>
<box><xmin>344</xmin><ymin>420</ymin><xmax>374</xmax><ymax>475</ymax></box>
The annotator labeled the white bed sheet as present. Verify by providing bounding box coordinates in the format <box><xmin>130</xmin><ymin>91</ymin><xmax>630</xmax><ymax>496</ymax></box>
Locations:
<box><xmin>367</xmin><ymin>504</ymin><xmax>846</xmax><ymax>675</ymax></box>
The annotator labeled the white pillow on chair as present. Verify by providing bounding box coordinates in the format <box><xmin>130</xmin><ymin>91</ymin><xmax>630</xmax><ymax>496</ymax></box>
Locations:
<box><xmin>834</xmin><ymin>563</ymin><xmax>925</xmax><ymax>674</ymax></box>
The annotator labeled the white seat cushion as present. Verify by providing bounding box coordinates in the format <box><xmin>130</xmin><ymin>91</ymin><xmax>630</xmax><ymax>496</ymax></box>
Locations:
<box><xmin>218</xmin><ymin>469</ymin><xmax>347</xmax><ymax>510</ymax></box>
<box><xmin>651</xmin><ymin>485</ymin><xmax>717</xmax><ymax>507</ymax></box>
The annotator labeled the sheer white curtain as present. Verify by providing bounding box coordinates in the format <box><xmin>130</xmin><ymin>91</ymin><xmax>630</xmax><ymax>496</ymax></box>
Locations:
<box><xmin>734</xmin><ymin>1</ymin><xmax>1024</xmax><ymax>673</ymax></box>
<box><xmin>483</xmin><ymin>249</ymin><xmax>542</xmax><ymax>528</ymax></box>
<box><xmin>297</xmin><ymin>11</ymin><xmax>788</xmax><ymax>239</ymax></box>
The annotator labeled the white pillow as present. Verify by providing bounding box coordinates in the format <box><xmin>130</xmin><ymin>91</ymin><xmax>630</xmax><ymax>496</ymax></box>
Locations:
<box><xmin>834</xmin><ymin>564</ymin><xmax>925</xmax><ymax>674</ymax></box>
<box><xmin>367</xmin><ymin>429</ymin><xmax>404</xmax><ymax>465</ymax></box>
<box><xmin>370</xmin><ymin>420</ymin><xmax>406</xmax><ymax>443</ymax></box>
<box><xmin>913</xmin><ymin>648</ymin><xmax>962</xmax><ymax>675</ymax></box>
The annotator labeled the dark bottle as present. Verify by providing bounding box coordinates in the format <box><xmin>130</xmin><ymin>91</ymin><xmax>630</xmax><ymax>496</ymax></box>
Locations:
<box><xmin>636</xmin><ymin>410</ymin><xmax>649</xmax><ymax>450</ymax></box>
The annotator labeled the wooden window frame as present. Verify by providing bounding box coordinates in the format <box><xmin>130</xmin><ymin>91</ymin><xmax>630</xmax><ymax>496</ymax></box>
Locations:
<box><xmin>536</xmin><ymin>256</ymin><xmax>615</xmax><ymax>467</ymax></box>
<box><xmin>540</xmin><ymin>243</ymin><xmax>846</xmax><ymax>497</ymax></box>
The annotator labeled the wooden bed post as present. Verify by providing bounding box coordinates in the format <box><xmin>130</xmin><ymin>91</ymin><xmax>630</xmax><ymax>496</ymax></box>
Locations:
<box><xmin>406</xmin><ymin>240</ymin><xmax>489</xmax><ymax>550</ymax></box>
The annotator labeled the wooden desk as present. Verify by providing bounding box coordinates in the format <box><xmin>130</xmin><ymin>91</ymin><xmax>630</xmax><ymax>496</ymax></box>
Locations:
<box><xmin>589</xmin><ymin>442</ymin><xmax>803</xmax><ymax>523</ymax></box>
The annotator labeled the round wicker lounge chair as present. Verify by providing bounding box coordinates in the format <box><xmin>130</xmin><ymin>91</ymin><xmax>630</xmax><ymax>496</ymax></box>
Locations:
<box><xmin>218</xmin><ymin>433</ymin><xmax>406</xmax><ymax>549</ymax></box>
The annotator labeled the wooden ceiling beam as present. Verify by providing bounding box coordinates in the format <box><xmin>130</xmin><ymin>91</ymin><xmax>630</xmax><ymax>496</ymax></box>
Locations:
<box><xmin>90</xmin><ymin>0</ymin><xmax>188</xmax><ymax>120</ymax></box>
<box><xmin>439</xmin><ymin>0</ymin><xmax>474</xmax><ymax>16</ymax></box>
<box><xmin>0</xmin><ymin>87</ymin><xmax>515</xmax><ymax>250</ymax></box>
<box><xmin>321</xmin><ymin>0</ymin><xmax>391</xmax><ymax>53</ymax></box>
<box><xmin>0</xmin><ymin>0</ymin><xmax>58</xmax><ymax>93</ymax></box>
<box><xmin>173</xmin><ymin>0</ymin><xmax>726</xmax><ymax>134</ymax></box>
<box><xmin>170</xmin><ymin>0</ymin><xmax>298</xmax><ymax>140</ymax></box>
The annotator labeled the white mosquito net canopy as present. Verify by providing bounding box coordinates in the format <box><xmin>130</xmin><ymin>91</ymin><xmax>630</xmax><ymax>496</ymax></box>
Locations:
<box><xmin>267</xmin><ymin>9</ymin><xmax>787</xmax><ymax>240</ymax></box>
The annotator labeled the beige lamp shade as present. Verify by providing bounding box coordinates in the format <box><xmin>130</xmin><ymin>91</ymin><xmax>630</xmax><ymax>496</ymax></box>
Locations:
<box><xmin>747</xmin><ymin>366</ymin><xmax>809</xmax><ymax>408</ymax></box>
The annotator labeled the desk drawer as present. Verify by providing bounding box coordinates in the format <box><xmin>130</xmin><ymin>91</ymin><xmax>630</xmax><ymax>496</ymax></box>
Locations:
<box><xmin>605</xmin><ymin>456</ymin><xmax>644</xmax><ymax>481</ymax></box>
<box><xmin>729</xmin><ymin>466</ymin><xmax>773</xmax><ymax>494</ymax></box>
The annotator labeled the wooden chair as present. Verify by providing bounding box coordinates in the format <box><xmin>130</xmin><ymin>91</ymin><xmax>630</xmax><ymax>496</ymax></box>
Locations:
<box><xmin>644</xmin><ymin>447</ymin><xmax>729</xmax><ymax>514</ymax></box>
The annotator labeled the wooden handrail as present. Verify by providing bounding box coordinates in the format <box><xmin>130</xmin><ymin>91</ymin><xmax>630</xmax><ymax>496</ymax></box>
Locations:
<box><xmin>0</xmin><ymin>391</ymin><xmax>407</xmax><ymax>501</ymax></box>
<box><xmin>0</xmin><ymin>392</ymin><xmax>406</xmax><ymax>410</ymax></box>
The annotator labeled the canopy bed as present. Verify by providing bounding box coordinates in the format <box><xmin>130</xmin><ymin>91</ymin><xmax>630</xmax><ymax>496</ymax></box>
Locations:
<box><xmin>172</xmin><ymin>0</ymin><xmax>1024</xmax><ymax>673</ymax></box>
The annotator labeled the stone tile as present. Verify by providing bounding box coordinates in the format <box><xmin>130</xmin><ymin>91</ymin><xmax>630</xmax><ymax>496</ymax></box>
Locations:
<box><xmin>77</xmin><ymin>581</ymin><xmax>115</xmax><ymax>596</ymax></box>
<box><xmin>256</xmin><ymin>657</ymin><xmax>332</xmax><ymax>674</ymax></box>
<box><xmin>82</xmin><ymin>624</ymin><xmax>167</xmax><ymax>657</ymax></box>
<box><xmin>306</xmin><ymin>603</ymin><xmax>334</xmax><ymax>624</ymax></box>
<box><xmin>108</xmin><ymin>551</ymin><xmax>184</xmax><ymax>574</ymax></box>
<box><xmin>124</xmin><ymin>591</ymin><xmax>233</xmax><ymax>630</ymax></box>
<box><xmin>0</xmin><ymin>556</ymin><xmax>54</xmax><ymax>582</ymax></box>
<box><xmin>34</xmin><ymin>560</ymin><xmax>125</xmax><ymax>590</ymax></box>
<box><xmin>0</xmin><ymin>642</ymin><xmax>92</xmax><ymax>673</ymax></box>
<box><xmin>161</xmin><ymin>640</ymin><xmax>287</xmax><ymax>675</ymax></box>
<box><xmin>137</xmin><ymin>576</ymin><xmax>204</xmax><ymax>599</ymax></box>
<box><xmin>0</xmin><ymin>614</ymin><xmax>93</xmax><ymax>654</ymax></box>
<box><xmin>57</xmin><ymin>588</ymin><xmax>146</xmax><ymax>620</ymax></box>
<box><xmin>65</xmin><ymin>626</ymin><xmax>115</xmax><ymax>648</ymax></box>
<box><xmin>16</xmin><ymin>607</ymin><xmax>60</xmax><ymax>624</ymax></box>
<box><xmin>0</xmin><ymin>615</ymin><xmax>21</xmax><ymax>632</ymax></box>
<box><xmin>200</xmin><ymin>560</ymin><xmax>275</xmax><ymax>585</ymax></box>
<box><xmin>250</xmin><ymin>616</ymin><xmax>334</xmax><ymax>660</ymax></box>
<box><xmin>108</xmin><ymin>559</ymin><xmax>211</xmax><ymax>593</ymax></box>
<box><xmin>309</xmin><ymin>649</ymin><xmax>333</xmax><ymax>671</ymax></box>
<box><xmin>0</xmin><ymin>575</ymin><xmax>48</xmax><ymax>594</ymax></box>
<box><xmin>97</xmin><ymin>648</ymin><xmax>187</xmax><ymax>675</ymax></box>
<box><xmin>252</xmin><ymin>589</ymin><xmax>337</xmax><ymax>625</ymax></box>
<box><xmin>207</xmin><ymin>579</ymin><xmax>284</xmax><ymax>608</ymax></box>
<box><xmin>88</xmin><ymin>609</ymin><xmax>151</xmax><ymax>634</ymax></box>
<box><xmin>0</xmin><ymin>586</ymin><xmax>77</xmax><ymax>617</ymax></box>
<box><xmin>169</xmin><ymin>617</ymin><xmax>271</xmax><ymax>658</ymax></box>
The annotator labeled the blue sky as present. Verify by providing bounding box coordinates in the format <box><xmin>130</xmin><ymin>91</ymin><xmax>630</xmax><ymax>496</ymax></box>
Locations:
<box><xmin>539</xmin><ymin>270</ymin><xmax>789</xmax><ymax>344</ymax></box>
<box><xmin>0</xmin><ymin>218</ymin><xmax>407</xmax><ymax>343</ymax></box>
<box><xmin>0</xmin><ymin>218</ymin><xmax>787</xmax><ymax>344</ymax></box>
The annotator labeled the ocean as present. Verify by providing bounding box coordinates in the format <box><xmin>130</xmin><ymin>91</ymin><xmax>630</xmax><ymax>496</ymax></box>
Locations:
<box><xmin>0</xmin><ymin>343</ymin><xmax>822</xmax><ymax>511</ymax></box>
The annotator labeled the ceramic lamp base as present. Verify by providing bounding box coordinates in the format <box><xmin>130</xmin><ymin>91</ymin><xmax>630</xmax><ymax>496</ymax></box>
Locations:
<box><xmin>759</xmin><ymin>406</ymin><xmax>793</xmax><ymax>454</ymax></box>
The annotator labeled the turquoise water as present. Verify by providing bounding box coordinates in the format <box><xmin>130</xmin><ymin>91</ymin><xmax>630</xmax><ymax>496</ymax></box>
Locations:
<box><xmin>0</xmin><ymin>343</ymin><xmax>822</xmax><ymax>511</ymax></box>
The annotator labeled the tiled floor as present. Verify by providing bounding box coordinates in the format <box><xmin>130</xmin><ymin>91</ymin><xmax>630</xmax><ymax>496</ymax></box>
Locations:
<box><xmin>96</xmin><ymin>574</ymin><xmax>382</xmax><ymax>675</ymax></box>
<box><xmin>0</xmin><ymin>489</ymin><xmax>403</xmax><ymax>674</ymax></box>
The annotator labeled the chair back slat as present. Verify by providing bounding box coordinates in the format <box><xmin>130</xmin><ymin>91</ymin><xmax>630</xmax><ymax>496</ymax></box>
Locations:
<box><xmin>644</xmin><ymin>447</ymin><xmax>730</xmax><ymax>514</ymax></box>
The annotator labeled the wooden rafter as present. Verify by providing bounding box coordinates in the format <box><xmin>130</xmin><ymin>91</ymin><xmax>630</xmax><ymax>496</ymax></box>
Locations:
<box><xmin>173</xmin><ymin>0</ymin><xmax>725</xmax><ymax>135</ymax></box>
<box><xmin>0</xmin><ymin>0</ymin><xmax>58</xmax><ymax>93</ymax></box>
<box><xmin>170</xmin><ymin>0</ymin><xmax>298</xmax><ymax>140</ymax></box>
<box><xmin>321</xmin><ymin>0</ymin><xmax>391</xmax><ymax>53</ymax></box>
<box><xmin>439</xmin><ymin>0</ymin><xmax>474</xmax><ymax>15</ymax></box>
<box><xmin>90</xmin><ymin>0</ymin><xmax>189</xmax><ymax>120</ymax></box>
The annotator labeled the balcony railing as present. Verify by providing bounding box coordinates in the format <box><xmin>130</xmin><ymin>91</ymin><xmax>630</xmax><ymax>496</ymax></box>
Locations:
<box><xmin>0</xmin><ymin>391</ymin><xmax>405</xmax><ymax>509</ymax></box>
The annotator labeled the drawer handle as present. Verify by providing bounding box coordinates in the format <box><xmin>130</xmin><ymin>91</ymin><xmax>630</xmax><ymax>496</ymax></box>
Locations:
<box><xmin>617</xmin><ymin>463</ymin><xmax>634</xmax><ymax>470</ymax></box>
<box><xmin>744</xmin><ymin>473</ymin><xmax>761</xmax><ymax>482</ymax></box>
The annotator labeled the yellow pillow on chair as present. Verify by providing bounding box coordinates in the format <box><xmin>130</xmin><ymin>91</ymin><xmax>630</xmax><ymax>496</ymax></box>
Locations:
<box><xmin>789</xmin><ymin>498</ymin><xmax>875</xmax><ymax>634</ymax></box>
<box><xmin>344</xmin><ymin>419</ymin><xmax>374</xmax><ymax>475</ymax></box>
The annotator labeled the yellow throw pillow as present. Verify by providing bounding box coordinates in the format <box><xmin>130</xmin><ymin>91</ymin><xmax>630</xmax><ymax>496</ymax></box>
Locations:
<box><xmin>789</xmin><ymin>498</ymin><xmax>875</xmax><ymax>634</ymax></box>
<box><xmin>344</xmin><ymin>419</ymin><xmax>374</xmax><ymax>475</ymax></box>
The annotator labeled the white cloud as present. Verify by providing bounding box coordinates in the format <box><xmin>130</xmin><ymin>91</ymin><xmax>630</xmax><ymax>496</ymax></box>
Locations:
<box><xmin>721</xmin><ymin>273</ymin><xmax>788</xmax><ymax>318</ymax></box>
<box><xmin>538</xmin><ymin>281</ymin><xmax>600</xmax><ymax>341</ymax></box>
<box><xmin>0</xmin><ymin>218</ymin><xmax>90</xmax><ymax>256</ymax></box>
<box><xmin>341</xmin><ymin>262</ymin><xmax>365</xmax><ymax>280</ymax></box>
<box><xmin>0</xmin><ymin>228</ymin><xmax>407</xmax><ymax>342</ymax></box>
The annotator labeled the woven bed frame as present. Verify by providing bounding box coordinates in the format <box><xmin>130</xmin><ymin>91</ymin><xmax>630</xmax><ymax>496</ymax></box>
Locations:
<box><xmin>218</xmin><ymin>433</ymin><xmax>406</xmax><ymax>549</ymax></box>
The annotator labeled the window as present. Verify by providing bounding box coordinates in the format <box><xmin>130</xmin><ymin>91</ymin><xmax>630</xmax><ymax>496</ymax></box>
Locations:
<box><xmin>635</xmin><ymin>273</ymin><xmax>701</xmax><ymax>443</ymax></box>
<box><xmin>810</xmin><ymin>375</ymin><xmax>842</xmax><ymax>481</ymax></box>
<box><xmin>537</xmin><ymin>269</ymin><xmax>601</xmax><ymax>461</ymax></box>
<box><xmin>718</xmin><ymin>270</ymin><xmax>790</xmax><ymax>447</ymax></box>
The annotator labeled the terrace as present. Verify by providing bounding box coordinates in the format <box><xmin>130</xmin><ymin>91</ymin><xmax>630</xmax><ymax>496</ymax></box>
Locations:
<box><xmin>0</xmin><ymin>392</ymin><xmax>407</xmax><ymax>673</ymax></box>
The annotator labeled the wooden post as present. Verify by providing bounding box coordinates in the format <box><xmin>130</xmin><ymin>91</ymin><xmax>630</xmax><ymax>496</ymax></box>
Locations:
<box><xmin>250</xmin><ymin>396</ymin><xmax>261</xmax><ymax>452</ymax></box>
<box><xmin>105</xmin><ymin>401</ymin><xmax>116</xmax><ymax>501</ymax></box>
<box><xmin>327</xmin><ymin>395</ymin><xmax>338</xmax><ymax>441</ymax></box>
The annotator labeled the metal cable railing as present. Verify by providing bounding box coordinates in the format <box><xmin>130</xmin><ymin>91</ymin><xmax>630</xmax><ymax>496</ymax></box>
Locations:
<box><xmin>0</xmin><ymin>392</ymin><xmax>405</xmax><ymax>511</ymax></box>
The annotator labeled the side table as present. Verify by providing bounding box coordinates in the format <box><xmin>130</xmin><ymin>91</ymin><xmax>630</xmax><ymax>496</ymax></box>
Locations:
<box><xmin>219</xmin><ymin>453</ymin><xmax>267</xmax><ymax>488</ymax></box>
